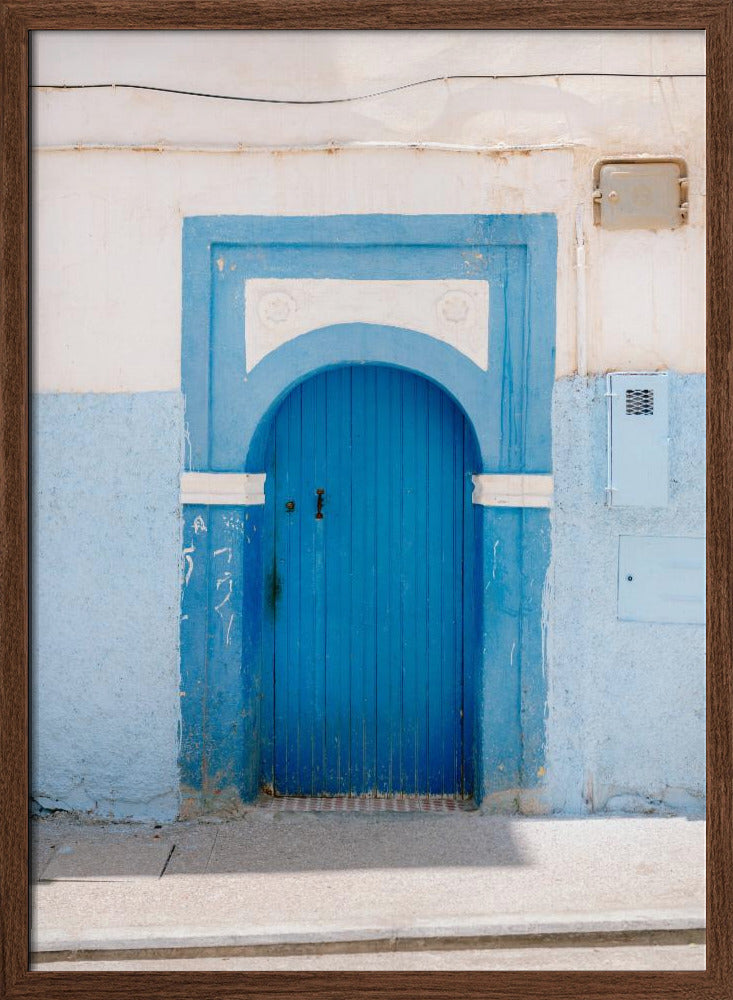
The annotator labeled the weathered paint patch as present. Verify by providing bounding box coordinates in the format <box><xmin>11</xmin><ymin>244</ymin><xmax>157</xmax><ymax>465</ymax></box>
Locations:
<box><xmin>479</xmin><ymin>507</ymin><xmax>551</xmax><ymax>802</ymax></box>
<box><xmin>31</xmin><ymin>391</ymin><xmax>184</xmax><ymax>821</ymax></box>
<box><xmin>545</xmin><ymin>373</ymin><xmax>705</xmax><ymax>815</ymax></box>
<box><xmin>179</xmin><ymin>504</ymin><xmax>264</xmax><ymax>812</ymax></box>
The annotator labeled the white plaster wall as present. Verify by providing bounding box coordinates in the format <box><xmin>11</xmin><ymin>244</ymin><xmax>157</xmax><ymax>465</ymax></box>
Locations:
<box><xmin>32</xmin><ymin>31</ymin><xmax>705</xmax><ymax>393</ymax></box>
<box><xmin>32</xmin><ymin>30</ymin><xmax>705</xmax><ymax>95</ymax></box>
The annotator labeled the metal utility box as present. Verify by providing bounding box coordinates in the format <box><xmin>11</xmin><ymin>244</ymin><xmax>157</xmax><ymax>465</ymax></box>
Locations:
<box><xmin>607</xmin><ymin>372</ymin><xmax>669</xmax><ymax>508</ymax></box>
<box><xmin>593</xmin><ymin>158</ymin><xmax>688</xmax><ymax>230</ymax></box>
<box><xmin>618</xmin><ymin>535</ymin><xmax>705</xmax><ymax>624</ymax></box>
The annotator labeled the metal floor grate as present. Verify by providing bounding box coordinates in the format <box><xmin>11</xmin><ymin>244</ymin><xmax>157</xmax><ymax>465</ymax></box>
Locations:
<box><xmin>258</xmin><ymin>796</ymin><xmax>476</xmax><ymax>813</ymax></box>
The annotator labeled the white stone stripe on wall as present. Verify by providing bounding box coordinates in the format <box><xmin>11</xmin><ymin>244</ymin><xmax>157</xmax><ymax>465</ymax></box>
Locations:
<box><xmin>472</xmin><ymin>474</ymin><xmax>553</xmax><ymax>508</ymax></box>
<box><xmin>180</xmin><ymin>472</ymin><xmax>266</xmax><ymax>505</ymax></box>
<box><xmin>244</xmin><ymin>278</ymin><xmax>491</xmax><ymax>372</ymax></box>
<box><xmin>181</xmin><ymin>472</ymin><xmax>552</xmax><ymax>506</ymax></box>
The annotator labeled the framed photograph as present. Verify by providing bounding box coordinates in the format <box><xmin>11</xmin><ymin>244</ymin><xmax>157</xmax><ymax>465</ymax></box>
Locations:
<box><xmin>1</xmin><ymin>3</ymin><xmax>730</xmax><ymax>998</ymax></box>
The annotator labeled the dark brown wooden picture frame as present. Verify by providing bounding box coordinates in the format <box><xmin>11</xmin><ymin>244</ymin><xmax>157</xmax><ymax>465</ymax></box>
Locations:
<box><xmin>1</xmin><ymin>3</ymin><xmax>730</xmax><ymax>998</ymax></box>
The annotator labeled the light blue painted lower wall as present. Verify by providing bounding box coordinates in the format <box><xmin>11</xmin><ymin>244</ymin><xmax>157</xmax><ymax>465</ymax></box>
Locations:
<box><xmin>31</xmin><ymin>377</ymin><xmax>705</xmax><ymax>820</ymax></box>
<box><xmin>32</xmin><ymin>392</ymin><xmax>184</xmax><ymax>821</ymax></box>
<box><xmin>546</xmin><ymin>373</ymin><xmax>706</xmax><ymax>815</ymax></box>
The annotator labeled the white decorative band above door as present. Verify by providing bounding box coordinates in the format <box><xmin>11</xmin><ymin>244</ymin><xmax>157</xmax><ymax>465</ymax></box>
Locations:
<box><xmin>472</xmin><ymin>474</ymin><xmax>554</xmax><ymax>508</ymax></box>
<box><xmin>181</xmin><ymin>472</ymin><xmax>266</xmax><ymax>505</ymax></box>
<box><xmin>244</xmin><ymin>278</ymin><xmax>490</xmax><ymax>372</ymax></box>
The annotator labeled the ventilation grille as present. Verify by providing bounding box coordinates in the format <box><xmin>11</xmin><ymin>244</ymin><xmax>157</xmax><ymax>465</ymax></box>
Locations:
<box><xmin>625</xmin><ymin>388</ymin><xmax>654</xmax><ymax>416</ymax></box>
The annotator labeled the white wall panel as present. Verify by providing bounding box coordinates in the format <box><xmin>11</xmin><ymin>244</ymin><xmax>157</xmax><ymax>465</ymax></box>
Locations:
<box><xmin>31</xmin><ymin>31</ymin><xmax>705</xmax><ymax>392</ymax></box>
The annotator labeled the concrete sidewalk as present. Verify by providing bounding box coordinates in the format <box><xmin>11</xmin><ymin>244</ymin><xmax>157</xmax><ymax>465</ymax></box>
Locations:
<box><xmin>31</xmin><ymin>807</ymin><xmax>706</xmax><ymax>967</ymax></box>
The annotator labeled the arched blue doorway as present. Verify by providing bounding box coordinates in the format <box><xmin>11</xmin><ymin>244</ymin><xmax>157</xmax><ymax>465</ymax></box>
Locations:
<box><xmin>179</xmin><ymin>214</ymin><xmax>556</xmax><ymax>816</ymax></box>
<box><xmin>261</xmin><ymin>364</ymin><xmax>479</xmax><ymax>798</ymax></box>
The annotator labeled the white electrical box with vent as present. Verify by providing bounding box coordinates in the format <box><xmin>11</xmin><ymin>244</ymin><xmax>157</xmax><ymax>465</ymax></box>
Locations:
<box><xmin>607</xmin><ymin>372</ymin><xmax>669</xmax><ymax>507</ymax></box>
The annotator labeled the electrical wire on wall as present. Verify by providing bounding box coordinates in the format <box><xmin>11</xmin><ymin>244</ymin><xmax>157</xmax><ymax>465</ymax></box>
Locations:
<box><xmin>32</xmin><ymin>70</ymin><xmax>705</xmax><ymax>107</ymax></box>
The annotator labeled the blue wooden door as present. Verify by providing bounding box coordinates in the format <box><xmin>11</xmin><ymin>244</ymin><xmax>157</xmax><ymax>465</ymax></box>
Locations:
<box><xmin>262</xmin><ymin>365</ymin><xmax>476</xmax><ymax>797</ymax></box>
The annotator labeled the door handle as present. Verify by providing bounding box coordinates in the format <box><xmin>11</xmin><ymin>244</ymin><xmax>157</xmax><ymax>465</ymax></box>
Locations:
<box><xmin>315</xmin><ymin>489</ymin><xmax>325</xmax><ymax>519</ymax></box>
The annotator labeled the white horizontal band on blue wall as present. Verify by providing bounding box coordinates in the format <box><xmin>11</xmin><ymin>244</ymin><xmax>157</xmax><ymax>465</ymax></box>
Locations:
<box><xmin>472</xmin><ymin>474</ymin><xmax>553</xmax><ymax>508</ymax></box>
<box><xmin>180</xmin><ymin>472</ymin><xmax>266</xmax><ymax>505</ymax></box>
<box><xmin>181</xmin><ymin>471</ymin><xmax>554</xmax><ymax>507</ymax></box>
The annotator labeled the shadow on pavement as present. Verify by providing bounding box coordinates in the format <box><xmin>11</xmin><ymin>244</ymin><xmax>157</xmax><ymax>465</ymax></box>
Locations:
<box><xmin>33</xmin><ymin>809</ymin><xmax>528</xmax><ymax>880</ymax></box>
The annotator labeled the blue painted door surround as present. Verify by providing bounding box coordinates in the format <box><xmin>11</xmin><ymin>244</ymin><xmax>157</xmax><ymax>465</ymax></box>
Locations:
<box><xmin>262</xmin><ymin>366</ymin><xmax>478</xmax><ymax>797</ymax></box>
<box><xmin>180</xmin><ymin>215</ymin><xmax>556</xmax><ymax>812</ymax></box>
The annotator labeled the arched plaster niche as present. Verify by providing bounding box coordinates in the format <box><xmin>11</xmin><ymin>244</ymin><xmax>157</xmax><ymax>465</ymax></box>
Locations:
<box><xmin>244</xmin><ymin>278</ymin><xmax>490</xmax><ymax>371</ymax></box>
<box><xmin>242</xmin><ymin>324</ymin><xmax>492</xmax><ymax>472</ymax></box>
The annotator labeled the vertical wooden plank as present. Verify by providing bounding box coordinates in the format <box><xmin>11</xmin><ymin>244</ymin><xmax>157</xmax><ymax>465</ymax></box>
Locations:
<box><xmin>324</xmin><ymin>366</ymin><xmax>351</xmax><ymax>794</ymax></box>
<box><xmin>433</xmin><ymin>391</ymin><xmax>452</xmax><ymax>795</ymax></box>
<box><xmin>286</xmin><ymin>385</ymin><xmax>301</xmax><ymax>795</ymax></box>
<box><xmin>385</xmin><ymin>368</ymin><xmax>404</xmax><ymax>795</ymax></box>
<box><xmin>311</xmin><ymin>372</ymin><xmax>328</xmax><ymax>794</ymax></box>
<box><xmin>448</xmin><ymin>405</ymin><xmax>461</xmax><ymax>797</ymax></box>
<box><xmin>322</xmin><ymin>369</ymin><xmax>334</xmax><ymax>793</ymax></box>
<box><xmin>344</xmin><ymin>365</ymin><xmax>356</xmax><ymax>796</ymax></box>
<box><xmin>285</xmin><ymin>385</ymin><xmax>300</xmax><ymax>796</ymax></box>
<box><xmin>349</xmin><ymin>367</ymin><xmax>367</xmax><ymax>793</ymax></box>
<box><xmin>270</xmin><ymin>394</ymin><xmax>285</xmax><ymax>792</ymax></box>
<box><xmin>279</xmin><ymin>387</ymin><xmax>293</xmax><ymax>795</ymax></box>
<box><xmin>273</xmin><ymin>388</ymin><xmax>294</xmax><ymax>793</ymax></box>
<box><xmin>393</xmin><ymin>369</ymin><xmax>406</xmax><ymax>794</ymax></box>
<box><xmin>297</xmin><ymin>373</ymin><xmax>316</xmax><ymax>795</ymax></box>
<box><xmin>422</xmin><ymin>378</ymin><xmax>440</xmax><ymax>795</ymax></box>
<box><xmin>344</xmin><ymin>367</ymin><xmax>377</xmax><ymax>795</ymax></box>
<box><xmin>400</xmin><ymin>372</ymin><xmax>418</xmax><ymax>795</ymax></box>
<box><xmin>375</xmin><ymin>368</ymin><xmax>391</xmax><ymax>793</ymax></box>
<box><xmin>361</xmin><ymin>367</ymin><xmax>379</xmax><ymax>792</ymax></box>
<box><xmin>289</xmin><ymin>386</ymin><xmax>305</xmax><ymax>795</ymax></box>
